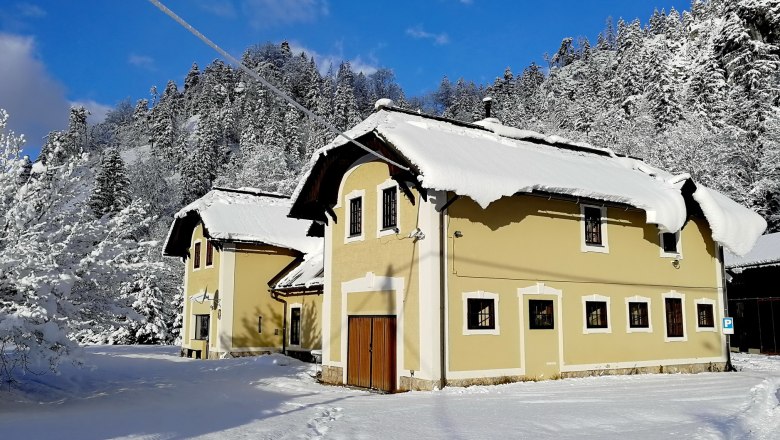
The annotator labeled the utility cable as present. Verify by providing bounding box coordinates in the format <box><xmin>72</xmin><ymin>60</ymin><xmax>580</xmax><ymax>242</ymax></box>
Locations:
<box><xmin>147</xmin><ymin>0</ymin><xmax>410</xmax><ymax>172</ymax></box>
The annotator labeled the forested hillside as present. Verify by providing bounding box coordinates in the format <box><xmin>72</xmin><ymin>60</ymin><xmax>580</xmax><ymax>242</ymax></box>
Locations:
<box><xmin>0</xmin><ymin>0</ymin><xmax>777</xmax><ymax>383</ymax></box>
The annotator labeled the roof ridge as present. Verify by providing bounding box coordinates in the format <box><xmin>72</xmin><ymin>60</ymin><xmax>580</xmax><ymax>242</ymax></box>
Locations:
<box><xmin>212</xmin><ymin>186</ymin><xmax>290</xmax><ymax>199</ymax></box>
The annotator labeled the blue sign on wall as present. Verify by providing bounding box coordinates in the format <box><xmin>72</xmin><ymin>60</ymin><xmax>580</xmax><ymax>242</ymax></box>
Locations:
<box><xmin>723</xmin><ymin>317</ymin><xmax>734</xmax><ymax>335</ymax></box>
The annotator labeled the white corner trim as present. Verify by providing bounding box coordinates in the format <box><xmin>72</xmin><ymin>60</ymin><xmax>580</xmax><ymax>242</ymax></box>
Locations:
<box><xmin>694</xmin><ymin>298</ymin><xmax>717</xmax><ymax>332</ymax></box>
<box><xmin>625</xmin><ymin>295</ymin><xmax>653</xmax><ymax>333</ymax></box>
<box><xmin>322</xmin><ymin>220</ymin><xmax>333</xmax><ymax>364</ymax></box>
<box><xmin>582</xmin><ymin>294</ymin><xmax>612</xmax><ymax>334</ymax></box>
<box><xmin>580</xmin><ymin>204</ymin><xmax>609</xmax><ymax>253</ymax></box>
<box><xmin>288</xmin><ymin>302</ymin><xmax>303</xmax><ymax>347</ymax></box>
<box><xmin>344</xmin><ymin>189</ymin><xmax>366</xmax><ymax>244</ymax></box>
<box><xmin>376</xmin><ymin>178</ymin><xmax>401</xmax><ymax>238</ymax></box>
<box><xmin>659</xmin><ymin>230</ymin><xmax>683</xmax><ymax>259</ymax></box>
<box><xmin>216</xmin><ymin>243</ymin><xmax>235</xmax><ymax>354</ymax></box>
<box><xmin>662</xmin><ymin>290</ymin><xmax>687</xmax><ymax>342</ymax></box>
<box><xmin>461</xmin><ymin>291</ymin><xmax>500</xmax><ymax>336</ymax></box>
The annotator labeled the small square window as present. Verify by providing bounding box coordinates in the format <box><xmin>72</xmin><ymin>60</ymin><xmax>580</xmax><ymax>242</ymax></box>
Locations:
<box><xmin>467</xmin><ymin>298</ymin><xmax>495</xmax><ymax>330</ymax></box>
<box><xmin>661</xmin><ymin>232</ymin><xmax>678</xmax><ymax>254</ymax></box>
<box><xmin>193</xmin><ymin>241</ymin><xmax>201</xmax><ymax>269</ymax></box>
<box><xmin>194</xmin><ymin>314</ymin><xmax>209</xmax><ymax>340</ymax></box>
<box><xmin>349</xmin><ymin>197</ymin><xmax>362</xmax><ymax>237</ymax></box>
<box><xmin>529</xmin><ymin>299</ymin><xmax>554</xmax><ymax>329</ymax></box>
<box><xmin>697</xmin><ymin>304</ymin><xmax>714</xmax><ymax>328</ymax></box>
<box><xmin>586</xmin><ymin>301</ymin><xmax>608</xmax><ymax>328</ymax></box>
<box><xmin>206</xmin><ymin>240</ymin><xmax>214</xmax><ymax>266</ymax></box>
<box><xmin>628</xmin><ymin>302</ymin><xmax>649</xmax><ymax>328</ymax></box>
<box><xmin>382</xmin><ymin>187</ymin><xmax>398</xmax><ymax>230</ymax></box>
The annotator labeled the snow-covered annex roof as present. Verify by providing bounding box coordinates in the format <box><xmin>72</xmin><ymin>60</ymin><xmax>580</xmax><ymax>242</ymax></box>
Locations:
<box><xmin>163</xmin><ymin>187</ymin><xmax>320</xmax><ymax>258</ymax></box>
<box><xmin>290</xmin><ymin>106</ymin><xmax>766</xmax><ymax>256</ymax></box>
<box><xmin>725</xmin><ymin>232</ymin><xmax>780</xmax><ymax>269</ymax></box>
<box><xmin>272</xmin><ymin>248</ymin><xmax>324</xmax><ymax>291</ymax></box>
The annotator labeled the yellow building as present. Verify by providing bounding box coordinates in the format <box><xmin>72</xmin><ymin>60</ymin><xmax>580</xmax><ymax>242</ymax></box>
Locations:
<box><xmin>163</xmin><ymin>187</ymin><xmax>323</xmax><ymax>360</ymax></box>
<box><xmin>289</xmin><ymin>103</ymin><xmax>766</xmax><ymax>392</ymax></box>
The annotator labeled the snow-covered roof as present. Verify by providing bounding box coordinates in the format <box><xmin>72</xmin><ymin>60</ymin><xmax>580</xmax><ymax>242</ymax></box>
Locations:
<box><xmin>725</xmin><ymin>232</ymin><xmax>780</xmax><ymax>269</ymax></box>
<box><xmin>272</xmin><ymin>248</ymin><xmax>324</xmax><ymax>291</ymax></box>
<box><xmin>291</xmin><ymin>107</ymin><xmax>766</xmax><ymax>256</ymax></box>
<box><xmin>163</xmin><ymin>187</ymin><xmax>320</xmax><ymax>258</ymax></box>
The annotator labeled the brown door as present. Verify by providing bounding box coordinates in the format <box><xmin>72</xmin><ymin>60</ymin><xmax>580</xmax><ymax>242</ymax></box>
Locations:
<box><xmin>347</xmin><ymin>316</ymin><xmax>396</xmax><ymax>392</ymax></box>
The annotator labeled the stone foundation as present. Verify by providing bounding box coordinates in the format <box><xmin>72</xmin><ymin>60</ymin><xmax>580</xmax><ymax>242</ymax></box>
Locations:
<box><xmin>399</xmin><ymin>376</ymin><xmax>439</xmax><ymax>391</ymax></box>
<box><xmin>560</xmin><ymin>362</ymin><xmax>727</xmax><ymax>378</ymax></box>
<box><xmin>321</xmin><ymin>365</ymin><xmax>344</xmax><ymax>385</ymax></box>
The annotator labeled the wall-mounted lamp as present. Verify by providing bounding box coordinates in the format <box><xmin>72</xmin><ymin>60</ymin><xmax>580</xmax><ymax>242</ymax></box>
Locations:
<box><xmin>672</xmin><ymin>259</ymin><xmax>680</xmax><ymax>269</ymax></box>
<box><xmin>453</xmin><ymin>231</ymin><xmax>463</xmax><ymax>238</ymax></box>
<box><xmin>409</xmin><ymin>227</ymin><xmax>426</xmax><ymax>241</ymax></box>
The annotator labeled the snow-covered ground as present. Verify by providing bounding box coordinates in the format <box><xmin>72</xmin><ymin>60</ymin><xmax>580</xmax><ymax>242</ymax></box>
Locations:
<box><xmin>1</xmin><ymin>346</ymin><xmax>778</xmax><ymax>440</ymax></box>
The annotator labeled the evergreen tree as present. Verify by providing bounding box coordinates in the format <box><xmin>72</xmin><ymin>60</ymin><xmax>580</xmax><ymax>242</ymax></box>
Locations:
<box><xmin>89</xmin><ymin>148</ymin><xmax>131</xmax><ymax>217</ymax></box>
<box><xmin>333</xmin><ymin>62</ymin><xmax>361</xmax><ymax>131</ymax></box>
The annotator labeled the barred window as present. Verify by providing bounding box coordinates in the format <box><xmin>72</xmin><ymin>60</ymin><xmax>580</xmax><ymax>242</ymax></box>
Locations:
<box><xmin>349</xmin><ymin>197</ymin><xmax>362</xmax><ymax>237</ymax></box>
<box><xmin>194</xmin><ymin>314</ymin><xmax>209</xmax><ymax>340</ymax></box>
<box><xmin>529</xmin><ymin>299</ymin><xmax>554</xmax><ymax>330</ymax></box>
<box><xmin>584</xmin><ymin>207</ymin><xmax>602</xmax><ymax>245</ymax></box>
<box><xmin>206</xmin><ymin>240</ymin><xmax>214</xmax><ymax>266</ymax></box>
<box><xmin>382</xmin><ymin>187</ymin><xmax>398</xmax><ymax>230</ymax></box>
<box><xmin>628</xmin><ymin>302</ymin><xmax>649</xmax><ymax>328</ymax></box>
<box><xmin>586</xmin><ymin>301</ymin><xmax>608</xmax><ymax>328</ymax></box>
<box><xmin>467</xmin><ymin>298</ymin><xmax>495</xmax><ymax>330</ymax></box>
<box><xmin>193</xmin><ymin>242</ymin><xmax>201</xmax><ymax>269</ymax></box>
<box><xmin>697</xmin><ymin>303</ymin><xmax>714</xmax><ymax>328</ymax></box>
<box><xmin>665</xmin><ymin>298</ymin><xmax>684</xmax><ymax>337</ymax></box>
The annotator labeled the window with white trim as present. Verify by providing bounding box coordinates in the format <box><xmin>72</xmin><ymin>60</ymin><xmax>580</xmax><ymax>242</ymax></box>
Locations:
<box><xmin>580</xmin><ymin>205</ymin><xmax>609</xmax><ymax>253</ymax></box>
<box><xmin>377</xmin><ymin>179</ymin><xmax>400</xmax><ymax>237</ymax></box>
<box><xmin>695</xmin><ymin>299</ymin><xmax>716</xmax><ymax>332</ymax></box>
<box><xmin>663</xmin><ymin>291</ymin><xmax>687</xmax><ymax>341</ymax></box>
<box><xmin>529</xmin><ymin>299</ymin><xmax>554</xmax><ymax>329</ymax></box>
<box><xmin>625</xmin><ymin>296</ymin><xmax>652</xmax><ymax>333</ymax></box>
<box><xmin>193</xmin><ymin>240</ymin><xmax>202</xmax><ymax>270</ymax></box>
<box><xmin>582</xmin><ymin>294</ymin><xmax>611</xmax><ymax>333</ymax></box>
<box><xmin>194</xmin><ymin>314</ymin><xmax>209</xmax><ymax>340</ymax></box>
<box><xmin>205</xmin><ymin>240</ymin><xmax>214</xmax><ymax>267</ymax></box>
<box><xmin>659</xmin><ymin>231</ymin><xmax>682</xmax><ymax>258</ymax></box>
<box><xmin>290</xmin><ymin>307</ymin><xmax>302</xmax><ymax>345</ymax></box>
<box><xmin>344</xmin><ymin>190</ymin><xmax>365</xmax><ymax>243</ymax></box>
<box><xmin>462</xmin><ymin>291</ymin><xmax>500</xmax><ymax>335</ymax></box>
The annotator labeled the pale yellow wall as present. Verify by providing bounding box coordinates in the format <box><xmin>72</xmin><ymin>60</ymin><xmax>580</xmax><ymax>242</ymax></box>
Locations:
<box><xmin>231</xmin><ymin>244</ymin><xmax>297</xmax><ymax>349</ymax></box>
<box><xmin>183</xmin><ymin>222</ymin><xmax>220</xmax><ymax>349</ymax></box>
<box><xmin>329</xmin><ymin>160</ymin><xmax>421</xmax><ymax>372</ymax></box>
<box><xmin>446</xmin><ymin>195</ymin><xmax>722</xmax><ymax>373</ymax></box>
<box><xmin>289</xmin><ymin>294</ymin><xmax>324</xmax><ymax>350</ymax></box>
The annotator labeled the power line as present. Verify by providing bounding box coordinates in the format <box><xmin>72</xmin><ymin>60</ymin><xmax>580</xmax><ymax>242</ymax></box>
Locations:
<box><xmin>146</xmin><ymin>0</ymin><xmax>410</xmax><ymax>172</ymax></box>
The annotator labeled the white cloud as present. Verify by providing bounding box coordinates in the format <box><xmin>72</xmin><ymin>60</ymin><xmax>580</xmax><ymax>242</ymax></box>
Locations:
<box><xmin>128</xmin><ymin>53</ymin><xmax>156</xmax><ymax>71</ymax></box>
<box><xmin>406</xmin><ymin>26</ymin><xmax>450</xmax><ymax>45</ymax></box>
<box><xmin>70</xmin><ymin>100</ymin><xmax>112</xmax><ymax>125</ymax></box>
<box><xmin>196</xmin><ymin>0</ymin><xmax>236</xmax><ymax>18</ymax></box>
<box><xmin>287</xmin><ymin>42</ymin><xmax>378</xmax><ymax>76</ymax></box>
<box><xmin>16</xmin><ymin>2</ymin><xmax>46</xmax><ymax>18</ymax></box>
<box><xmin>0</xmin><ymin>33</ymin><xmax>68</xmax><ymax>155</ymax></box>
<box><xmin>241</xmin><ymin>0</ymin><xmax>328</xmax><ymax>28</ymax></box>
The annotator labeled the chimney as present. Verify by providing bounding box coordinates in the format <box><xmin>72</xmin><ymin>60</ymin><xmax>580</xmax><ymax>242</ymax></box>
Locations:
<box><xmin>483</xmin><ymin>96</ymin><xmax>493</xmax><ymax>119</ymax></box>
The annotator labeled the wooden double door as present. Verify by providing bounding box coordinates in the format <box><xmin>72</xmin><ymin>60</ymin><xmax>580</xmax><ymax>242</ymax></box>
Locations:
<box><xmin>347</xmin><ymin>316</ymin><xmax>396</xmax><ymax>392</ymax></box>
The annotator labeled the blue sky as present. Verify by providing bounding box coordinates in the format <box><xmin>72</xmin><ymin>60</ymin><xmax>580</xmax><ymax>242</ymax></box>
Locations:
<box><xmin>0</xmin><ymin>0</ymin><xmax>690</xmax><ymax>157</ymax></box>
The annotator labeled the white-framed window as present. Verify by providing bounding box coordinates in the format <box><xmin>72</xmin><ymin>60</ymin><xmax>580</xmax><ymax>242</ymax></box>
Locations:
<box><xmin>625</xmin><ymin>296</ymin><xmax>653</xmax><ymax>333</ymax></box>
<box><xmin>344</xmin><ymin>189</ymin><xmax>365</xmax><ymax>243</ymax></box>
<box><xmin>694</xmin><ymin>298</ymin><xmax>717</xmax><ymax>332</ymax></box>
<box><xmin>580</xmin><ymin>204</ymin><xmax>609</xmax><ymax>253</ymax></box>
<box><xmin>462</xmin><ymin>291</ymin><xmax>500</xmax><ymax>335</ymax></box>
<box><xmin>582</xmin><ymin>294</ymin><xmax>611</xmax><ymax>334</ymax></box>
<box><xmin>659</xmin><ymin>231</ymin><xmax>683</xmax><ymax>258</ymax></box>
<box><xmin>289</xmin><ymin>303</ymin><xmax>302</xmax><ymax>346</ymax></box>
<box><xmin>192</xmin><ymin>239</ymin><xmax>202</xmax><ymax>271</ymax></box>
<box><xmin>662</xmin><ymin>291</ymin><xmax>687</xmax><ymax>342</ymax></box>
<box><xmin>205</xmin><ymin>240</ymin><xmax>215</xmax><ymax>267</ymax></box>
<box><xmin>376</xmin><ymin>178</ymin><xmax>400</xmax><ymax>237</ymax></box>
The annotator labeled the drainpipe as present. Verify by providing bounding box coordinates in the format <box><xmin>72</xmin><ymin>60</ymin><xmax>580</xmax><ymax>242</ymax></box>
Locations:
<box><xmin>437</xmin><ymin>193</ymin><xmax>459</xmax><ymax>390</ymax></box>
<box><xmin>720</xmin><ymin>246</ymin><xmax>735</xmax><ymax>372</ymax></box>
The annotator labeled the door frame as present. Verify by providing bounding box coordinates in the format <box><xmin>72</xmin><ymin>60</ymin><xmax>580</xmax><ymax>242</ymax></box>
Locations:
<box><xmin>347</xmin><ymin>315</ymin><xmax>397</xmax><ymax>391</ymax></box>
<box><xmin>518</xmin><ymin>283</ymin><xmax>564</xmax><ymax>377</ymax></box>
